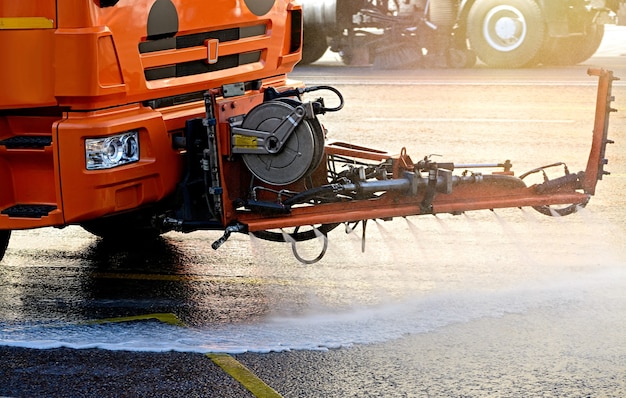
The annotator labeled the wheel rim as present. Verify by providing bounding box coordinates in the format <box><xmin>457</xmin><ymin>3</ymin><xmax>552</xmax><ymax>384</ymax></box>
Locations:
<box><xmin>483</xmin><ymin>5</ymin><xmax>527</xmax><ymax>52</ymax></box>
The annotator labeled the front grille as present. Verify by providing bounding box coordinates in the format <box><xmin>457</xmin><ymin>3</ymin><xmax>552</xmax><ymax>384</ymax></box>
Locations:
<box><xmin>139</xmin><ymin>27</ymin><xmax>240</xmax><ymax>54</ymax></box>
<box><xmin>144</xmin><ymin>52</ymin><xmax>261</xmax><ymax>81</ymax></box>
<box><xmin>139</xmin><ymin>24</ymin><xmax>267</xmax><ymax>81</ymax></box>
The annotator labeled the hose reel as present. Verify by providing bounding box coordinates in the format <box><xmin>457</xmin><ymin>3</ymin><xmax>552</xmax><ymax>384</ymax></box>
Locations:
<box><xmin>231</xmin><ymin>100</ymin><xmax>325</xmax><ymax>185</ymax></box>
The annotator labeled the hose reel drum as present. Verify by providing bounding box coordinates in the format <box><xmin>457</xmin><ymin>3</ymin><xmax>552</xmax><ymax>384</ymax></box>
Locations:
<box><xmin>231</xmin><ymin>100</ymin><xmax>325</xmax><ymax>185</ymax></box>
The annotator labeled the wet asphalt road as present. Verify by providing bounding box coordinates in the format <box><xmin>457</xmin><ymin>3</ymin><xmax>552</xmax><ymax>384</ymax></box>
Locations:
<box><xmin>1</xmin><ymin>27</ymin><xmax>626</xmax><ymax>397</ymax></box>
<box><xmin>0</xmin><ymin>348</ymin><xmax>254</xmax><ymax>398</ymax></box>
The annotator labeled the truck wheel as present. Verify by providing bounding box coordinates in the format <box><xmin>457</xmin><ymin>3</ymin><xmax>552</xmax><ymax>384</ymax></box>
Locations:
<box><xmin>467</xmin><ymin>0</ymin><xmax>546</xmax><ymax>68</ymax></box>
<box><xmin>300</xmin><ymin>26</ymin><xmax>329</xmax><ymax>65</ymax></box>
<box><xmin>540</xmin><ymin>24</ymin><xmax>604</xmax><ymax>66</ymax></box>
<box><xmin>0</xmin><ymin>230</ymin><xmax>10</xmax><ymax>262</ymax></box>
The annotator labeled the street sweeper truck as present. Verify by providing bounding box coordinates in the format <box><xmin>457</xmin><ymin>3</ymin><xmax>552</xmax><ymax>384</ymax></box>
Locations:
<box><xmin>0</xmin><ymin>0</ymin><xmax>619</xmax><ymax>263</ymax></box>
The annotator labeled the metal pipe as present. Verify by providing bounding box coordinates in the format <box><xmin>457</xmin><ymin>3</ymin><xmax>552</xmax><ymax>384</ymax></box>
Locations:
<box><xmin>454</xmin><ymin>163</ymin><xmax>501</xmax><ymax>168</ymax></box>
<box><xmin>340</xmin><ymin>178</ymin><xmax>411</xmax><ymax>194</ymax></box>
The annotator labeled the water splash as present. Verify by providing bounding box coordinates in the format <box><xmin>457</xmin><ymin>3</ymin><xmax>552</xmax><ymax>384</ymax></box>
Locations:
<box><xmin>1</xmin><ymin>265</ymin><xmax>622</xmax><ymax>354</ymax></box>
<box><xmin>2</xmin><ymin>210</ymin><xmax>624</xmax><ymax>354</ymax></box>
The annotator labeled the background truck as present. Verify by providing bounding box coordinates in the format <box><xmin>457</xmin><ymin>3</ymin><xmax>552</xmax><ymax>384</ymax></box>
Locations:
<box><xmin>299</xmin><ymin>0</ymin><xmax>626</xmax><ymax>68</ymax></box>
<box><xmin>0</xmin><ymin>0</ymin><xmax>618</xmax><ymax>264</ymax></box>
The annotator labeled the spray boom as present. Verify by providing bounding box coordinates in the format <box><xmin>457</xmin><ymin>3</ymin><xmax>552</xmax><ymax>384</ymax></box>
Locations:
<box><xmin>188</xmin><ymin>70</ymin><xmax>618</xmax><ymax>264</ymax></box>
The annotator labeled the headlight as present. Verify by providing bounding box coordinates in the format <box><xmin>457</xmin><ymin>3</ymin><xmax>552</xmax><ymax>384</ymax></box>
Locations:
<box><xmin>85</xmin><ymin>131</ymin><xmax>139</xmax><ymax>170</ymax></box>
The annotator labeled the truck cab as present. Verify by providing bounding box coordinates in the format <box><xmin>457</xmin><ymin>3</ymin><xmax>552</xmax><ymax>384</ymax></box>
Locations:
<box><xmin>0</xmin><ymin>0</ymin><xmax>302</xmax><ymax>235</ymax></box>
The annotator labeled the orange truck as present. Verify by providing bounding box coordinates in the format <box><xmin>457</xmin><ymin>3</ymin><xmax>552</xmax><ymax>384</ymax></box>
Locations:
<box><xmin>0</xmin><ymin>0</ymin><xmax>618</xmax><ymax>263</ymax></box>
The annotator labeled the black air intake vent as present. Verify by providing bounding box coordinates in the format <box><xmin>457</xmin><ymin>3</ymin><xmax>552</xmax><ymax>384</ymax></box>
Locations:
<box><xmin>0</xmin><ymin>136</ymin><xmax>52</xmax><ymax>149</ymax></box>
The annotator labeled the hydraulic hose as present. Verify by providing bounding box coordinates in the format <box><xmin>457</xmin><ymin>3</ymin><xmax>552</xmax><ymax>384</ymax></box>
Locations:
<box><xmin>302</xmin><ymin>85</ymin><xmax>345</xmax><ymax>113</ymax></box>
<box><xmin>264</xmin><ymin>85</ymin><xmax>345</xmax><ymax>113</ymax></box>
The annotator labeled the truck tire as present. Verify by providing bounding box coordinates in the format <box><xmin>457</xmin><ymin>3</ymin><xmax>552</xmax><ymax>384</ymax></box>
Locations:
<box><xmin>0</xmin><ymin>230</ymin><xmax>10</xmax><ymax>262</ymax></box>
<box><xmin>540</xmin><ymin>24</ymin><xmax>604</xmax><ymax>66</ymax></box>
<box><xmin>467</xmin><ymin>0</ymin><xmax>546</xmax><ymax>68</ymax></box>
<box><xmin>299</xmin><ymin>0</ymin><xmax>336</xmax><ymax>65</ymax></box>
<box><xmin>300</xmin><ymin>26</ymin><xmax>329</xmax><ymax>65</ymax></box>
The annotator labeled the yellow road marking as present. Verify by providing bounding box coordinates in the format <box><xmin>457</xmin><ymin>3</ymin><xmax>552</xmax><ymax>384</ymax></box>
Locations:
<box><xmin>0</xmin><ymin>17</ymin><xmax>54</xmax><ymax>29</ymax></box>
<box><xmin>86</xmin><ymin>312</ymin><xmax>283</xmax><ymax>396</ymax></box>
<box><xmin>207</xmin><ymin>353</ymin><xmax>283</xmax><ymax>398</ymax></box>
<box><xmin>86</xmin><ymin>313</ymin><xmax>186</xmax><ymax>327</ymax></box>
